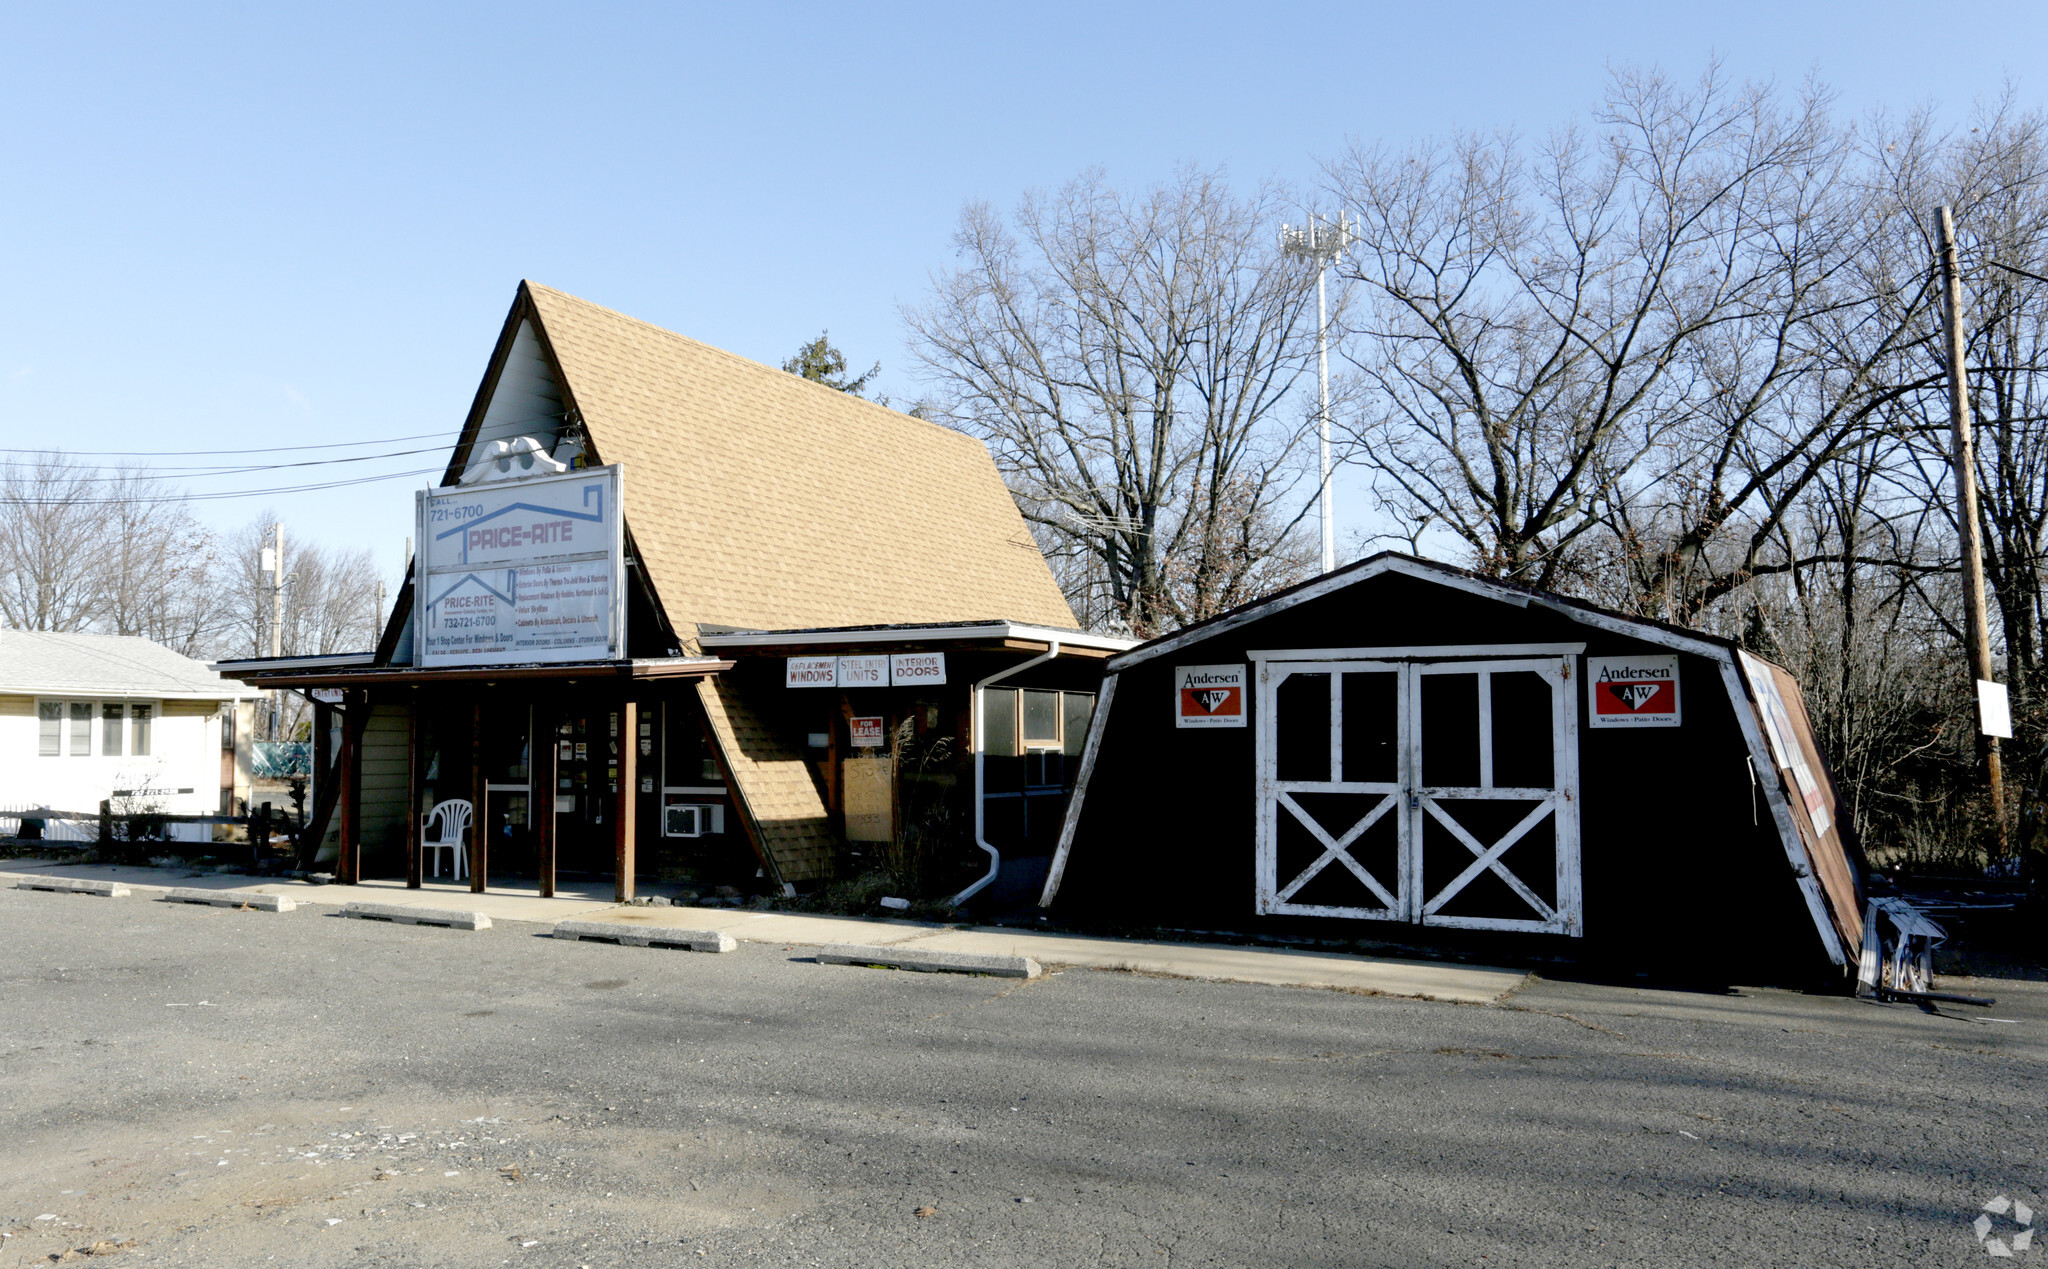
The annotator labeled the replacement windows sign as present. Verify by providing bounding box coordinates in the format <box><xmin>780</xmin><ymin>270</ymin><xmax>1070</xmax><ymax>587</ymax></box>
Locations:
<box><xmin>415</xmin><ymin>465</ymin><xmax>626</xmax><ymax>667</ymax></box>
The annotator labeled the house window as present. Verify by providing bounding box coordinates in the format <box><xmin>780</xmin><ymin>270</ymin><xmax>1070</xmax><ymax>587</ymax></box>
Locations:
<box><xmin>35</xmin><ymin>700</ymin><xmax>160</xmax><ymax>758</ymax></box>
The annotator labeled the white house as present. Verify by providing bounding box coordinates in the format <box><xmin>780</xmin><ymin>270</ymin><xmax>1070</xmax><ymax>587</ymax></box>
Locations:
<box><xmin>0</xmin><ymin>630</ymin><xmax>252</xmax><ymax>838</ymax></box>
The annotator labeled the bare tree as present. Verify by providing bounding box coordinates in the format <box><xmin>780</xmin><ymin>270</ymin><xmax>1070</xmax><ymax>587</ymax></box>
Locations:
<box><xmin>906</xmin><ymin>168</ymin><xmax>1330</xmax><ymax>635</ymax></box>
<box><xmin>0</xmin><ymin>457</ymin><xmax>104</xmax><ymax>631</ymax></box>
<box><xmin>1328</xmin><ymin>66</ymin><xmax>1876</xmax><ymax>604</ymax></box>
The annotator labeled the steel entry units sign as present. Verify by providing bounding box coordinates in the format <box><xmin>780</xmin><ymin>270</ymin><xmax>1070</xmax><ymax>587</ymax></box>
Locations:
<box><xmin>1587</xmin><ymin>654</ymin><xmax>1681</xmax><ymax>728</ymax></box>
<box><xmin>1176</xmin><ymin>664</ymin><xmax>1247</xmax><ymax>728</ymax></box>
<box><xmin>415</xmin><ymin>464</ymin><xmax>625</xmax><ymax>667</ymax></box>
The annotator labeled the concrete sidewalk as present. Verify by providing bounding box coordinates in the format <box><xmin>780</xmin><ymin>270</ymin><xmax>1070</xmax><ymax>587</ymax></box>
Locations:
<box><xmin>1</xmin><ymin>859</ymin><xmax>1527</xmax><ymax>1003</ymax></box>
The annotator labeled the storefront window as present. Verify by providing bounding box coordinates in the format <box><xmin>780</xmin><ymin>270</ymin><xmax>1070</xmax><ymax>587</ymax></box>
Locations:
<box><xmin>1022</xmin><ymin>690</ymin><xmax>1060</xmax><ymax>745</ymax></box>
<box><xmin>1063</xmin><ymin>692</ymin><xmax>1094</xmax><ymax>757</ymax></box>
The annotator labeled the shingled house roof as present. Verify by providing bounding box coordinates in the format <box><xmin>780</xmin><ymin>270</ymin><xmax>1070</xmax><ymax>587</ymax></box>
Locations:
<box><xmin>0</xmin><ymin>630</ymin><xmax>243</xmax><ymax>699</ymax></box>
<box><xmin>438</xmin><ymin>282</ymin><xmax>1076</xmax><ymax>645</ymax></box>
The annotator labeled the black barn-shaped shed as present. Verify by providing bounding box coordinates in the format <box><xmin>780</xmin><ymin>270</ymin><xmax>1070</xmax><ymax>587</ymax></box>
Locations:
<box><xmin>1040</xmin><ymin>555</ymin><xmax>1865</xmax><ymax>978</ymax></box>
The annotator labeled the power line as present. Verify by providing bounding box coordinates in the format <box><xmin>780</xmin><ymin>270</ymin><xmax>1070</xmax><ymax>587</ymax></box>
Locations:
<box><xmin>9</xmin><ymin>443</ymin><xmax>459</xmax><ymax>483</ymax></box>
<box><xmin>3</xmin><ymin>466</ymin><xmax>445</xmax><ymax>506</ymax></box>
<box><xmin>0</xmin><ymin>429</ymin><xmax>463</xmax><ymax>459</ymax></box>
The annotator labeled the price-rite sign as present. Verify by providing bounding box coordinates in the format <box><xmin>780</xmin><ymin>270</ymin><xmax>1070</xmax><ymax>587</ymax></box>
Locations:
<box><xmin>1587</xmin><ymin>655</ymin><xmax>1681</xmax><ymax>728</ymax></box>
<box><xmin>1176</xmin><ymin>664</ymin><xmax>1246</xmax><ymax>728</ymax></box>
<box><xmin>415</xmin><ymin>464</ymin><xmax>624</xmax><ymax>667</ymax></box>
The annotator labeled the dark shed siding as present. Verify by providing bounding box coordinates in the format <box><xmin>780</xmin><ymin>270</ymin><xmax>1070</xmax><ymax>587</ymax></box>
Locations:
<box><xmin>1050</xmin><ymin>572</ymin><xmax>1828</xmax><ymax>976</ymax></box>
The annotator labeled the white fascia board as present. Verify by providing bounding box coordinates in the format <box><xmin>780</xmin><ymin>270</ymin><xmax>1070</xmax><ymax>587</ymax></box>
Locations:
<box><xmin>698</xmin><ymin>623</ymin><xmax>1135</xmax><ymax>654</ymax></box>
<box><xmin>1249</xmin><ymin>643</ymin><xmax>1586</xmax><ymax>662</ymax></box>
<box><xmin>1524</xmin><ymin>598</ymin><xmax>1731</xmax><ymax>659</ymax></box>
<box><xmin>210</xmin><ymin>653</ymin><xmax>379</xmax><ymax>673</ymax></box>
<box><xmin>16</xmin><ymin>687</ymin><xmax>244</xmax><ymax>701</ymax></box>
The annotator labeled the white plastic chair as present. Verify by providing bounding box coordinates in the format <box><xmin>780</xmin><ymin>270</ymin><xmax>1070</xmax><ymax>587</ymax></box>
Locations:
<box><xmin>420</xmin><ymin>799</ymin><xmax>473</xmax><ymax>881</ymax></box>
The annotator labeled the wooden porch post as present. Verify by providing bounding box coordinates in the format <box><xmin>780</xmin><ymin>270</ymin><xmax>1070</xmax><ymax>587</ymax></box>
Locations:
<box><xmin>535</xmin><ymin>700</ymin><xmax>557</xmax><ymax>899</ymax></box>
<box><xmin>470</xmin><ymin>702</ymin><xmax>487</xmax><ymax>893</ymax></box>
<box><xmin>405</xmin><ymin>699</ymin><xmax>423</xmax><ymax>889</ymax></box>
<box><xmin>614</xmin><ymin>699</ymin><xmax>636</xmax><ymax>902</ymax></box>
<box><xmin>337</xmin><ymin>691</ymin><xmax>362</xmax><ymax>886</ymax></box>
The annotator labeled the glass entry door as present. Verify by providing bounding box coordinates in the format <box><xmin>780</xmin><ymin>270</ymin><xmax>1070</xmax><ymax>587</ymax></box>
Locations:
<box><xmin>480</xmin><ymin>704</ymin><xmax>532</xmax><ymax>875</ymax></box>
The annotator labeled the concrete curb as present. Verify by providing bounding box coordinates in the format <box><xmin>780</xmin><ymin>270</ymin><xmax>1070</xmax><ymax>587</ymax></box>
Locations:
<box><xmin>340</xmin><ymin>901</ymin><xmax>490</xmax><ymax>931</ymax></box>
<box><xmin>162</xmin><ymin>888</ymin><xmax>298</xmax><ymax>912</ymax></box>
<box><xmin>817</xmin><ymin>942</ymin><xmax>1041</xmax><ymax>979</ymax></box>
<box><xmin>13</xmin><ymin>878</ymin><xmax>130</xmax><ymax>897</ymax></box>
<box><xmin>552</xmin><ymin>920</ymin><xmax>737</xmax><ymax>952</ymax></box>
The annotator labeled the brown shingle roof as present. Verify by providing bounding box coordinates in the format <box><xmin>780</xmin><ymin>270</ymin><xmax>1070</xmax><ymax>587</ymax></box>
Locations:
<box><xmin>697</xmin><ymin>678</ymin><xmax>837</xmax><ymax>883</ymax></box>
<box><xmin>508</xmin><ymin>282</ymin><xmax>1076</xmax><ymax>640</ymax></box>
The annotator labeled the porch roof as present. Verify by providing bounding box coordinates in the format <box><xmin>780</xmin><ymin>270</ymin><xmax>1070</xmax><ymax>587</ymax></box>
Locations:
<box><xmin>212</xmin><ymin>654</ymin><xmax>731</xmax><ymax>689</ymax></box>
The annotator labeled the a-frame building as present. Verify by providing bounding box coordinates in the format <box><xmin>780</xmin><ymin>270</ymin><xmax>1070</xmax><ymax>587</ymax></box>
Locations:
<box><xmin>220</xmin><ymin>282</ymin><xmax>1125</xmax><ymax>902</ymax></box>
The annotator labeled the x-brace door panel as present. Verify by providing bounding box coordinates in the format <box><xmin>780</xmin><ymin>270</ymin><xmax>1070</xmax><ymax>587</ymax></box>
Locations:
<box><xmin>1256</xmin><ymin>661</ymin><xmax>1407</xmax><ymax>920</ymax></box>
<box><xmin>1409</xmin><ymin>658</ymin><xmax>1581</xmax><ymax>935</ymax></box>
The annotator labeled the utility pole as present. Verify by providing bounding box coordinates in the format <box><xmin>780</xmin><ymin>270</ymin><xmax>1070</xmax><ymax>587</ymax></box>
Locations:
<box><xmin>261</xmin><ymin>523</ymin><xmax>294</xmax><ymax>742</ymax></box>
<box><xmin>1936</xmin><ymin>204</ymin><xmax>2010</xmax><ymax>861</ymax></box>
<box><xmin>1281</xmin><ymin>212</ymin><xmax>1353</xmax><ymax>575</ymax></box>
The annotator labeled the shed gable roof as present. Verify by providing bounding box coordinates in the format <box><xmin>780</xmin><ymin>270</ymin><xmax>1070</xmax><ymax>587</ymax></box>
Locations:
<box><xmin>440</xmin><ymin>283</ymin><xmax>1077</xmax><ymax>643</ymax></box>
<box><xmin>1107</xmin><ymin>552</ymin><xmax>1733</xmax><ymax>670</ymax></box>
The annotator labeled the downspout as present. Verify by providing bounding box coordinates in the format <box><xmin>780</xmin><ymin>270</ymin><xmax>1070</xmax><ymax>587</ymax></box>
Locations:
<box><xmin>952</xmin><ymin>640</ymin><xmax>1061</xmax><ymax>907</ymax></box>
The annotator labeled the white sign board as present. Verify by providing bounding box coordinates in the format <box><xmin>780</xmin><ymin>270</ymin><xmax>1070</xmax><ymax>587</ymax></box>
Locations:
<box><xmin>838</xmin><ymin>655</ymin><xmax>890</xmax><ymax>688</ymax></box>
<box><xmin>1586</xmin><ymin>655</ymin><xmax>1682</xmax><ymax>728</ymax></box>
<box><xmin>1176</xmin><ymin>664</ymin><xmax>1247</xmax><ymax>728</ymax></box>
<box><xmin>1978</xmin><ymin>680</ymin><xmax>2014</xmax><ymax>739</ymax></box>
<box><xmin>786</xmin><ymin>652</ymin><xmax>949</xmax><ymax>688</ymax></box>
<box><xmin>786</xmin><ymin>657</ymin><xmax>838</xmax><ymax>688</ymax></box>
<box><xmin>890</xmin><ymin>652</ymin><xmax>946</xmax><ymax>686</ymax></box>
<box><xmin>415</xmin><ymin>465</ymin><xmax>625</xmax><ymax>667</ymax></box>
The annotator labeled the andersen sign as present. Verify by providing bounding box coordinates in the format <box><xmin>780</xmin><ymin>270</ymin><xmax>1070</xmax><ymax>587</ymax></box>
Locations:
<box><xmin>415</xmin><ymin>465</ymin><xmax>626</xmax><ymax>668</ymax></box>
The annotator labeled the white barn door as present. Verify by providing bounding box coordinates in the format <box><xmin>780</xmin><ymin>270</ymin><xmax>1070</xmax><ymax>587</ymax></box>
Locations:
<box><xmin>1257</xmin><ymin>654</ymin><xmax>1581</xmax><ymax>936</ymax></box>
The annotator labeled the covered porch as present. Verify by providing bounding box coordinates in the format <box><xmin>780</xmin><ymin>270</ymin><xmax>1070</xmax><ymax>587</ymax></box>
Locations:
<box><xmin>221</xmin><ymin>655</ymin><xmax>758</xmax><ymax>902</ymax></box>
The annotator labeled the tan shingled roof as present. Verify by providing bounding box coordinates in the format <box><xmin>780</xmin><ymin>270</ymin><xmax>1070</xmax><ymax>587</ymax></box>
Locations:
<box><xmin>697</xmin><ymin>678</ymin><xmax>837</xmax><ymax>883</ymax></box>
<box><xmin>493</xmin><ymin>282</ymin><xmax>1075</xmax><ymax>639</ymax></box>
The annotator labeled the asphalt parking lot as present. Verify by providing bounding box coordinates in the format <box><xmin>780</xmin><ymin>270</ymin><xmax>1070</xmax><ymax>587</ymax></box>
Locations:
<box><xmin>1</xmin><ymin>883</ymin><xmax>2042</xmax><ymax>1268</ymax></box>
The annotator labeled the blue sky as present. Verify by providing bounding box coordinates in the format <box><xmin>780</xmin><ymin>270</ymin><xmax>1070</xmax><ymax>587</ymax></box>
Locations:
<box><xmin>2</xmin><ymin>1</ymin><xmax>2043</xmax><ymax>588</ymax></box>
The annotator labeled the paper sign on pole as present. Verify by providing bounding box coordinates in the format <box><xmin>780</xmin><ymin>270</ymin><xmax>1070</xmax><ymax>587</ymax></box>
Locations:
<box><xmin>890</xmin><ymin>652</ymin><xmax>947</xmax><ymax>686</ymax></box>
<box><xmin>849</xmin><ymin>716</ymin><xmax>886</xmax><ymax>747</ymax></box>
<box><xmin>1586</xmin><ymin>655</ymin><xmax>1682</xmax><ymax>728</ymax></box>
<box><xmin>1176</xmin><ymin>665</ymin><xmax>1247</xmax><ymax>728</ymax></box>
<box><xmin>1978</xmin><ymin>680</ymin><xmax>2013</xmax><ymax>739</ymax></box>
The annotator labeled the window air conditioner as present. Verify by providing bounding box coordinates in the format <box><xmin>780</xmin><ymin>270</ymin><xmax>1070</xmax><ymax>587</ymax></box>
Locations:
<box><xmin>663</xmin><ymin>802</ymin><xmax>724</xmax><ymax>838</ymax></box>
